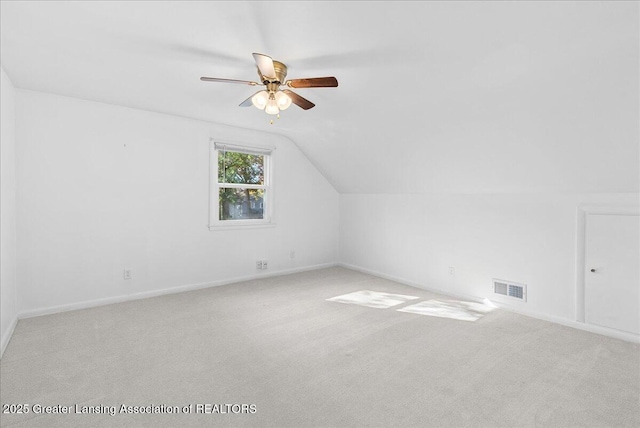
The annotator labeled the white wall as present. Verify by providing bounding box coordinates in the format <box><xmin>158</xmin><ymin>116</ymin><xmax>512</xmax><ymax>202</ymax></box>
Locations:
<box><xmin>1</xmin><ymin>67</ymin><xmax>18</xmax><ymax>356</ymax></box>
<box><xmin>340</xmin><ymin>193</ymin><xmax>639</xmax><ymax>322</ymax></box>
<box><xmin>15</xmin><ymin>90</ymin><xmax>339</xmax><ymax>315</ymax></box>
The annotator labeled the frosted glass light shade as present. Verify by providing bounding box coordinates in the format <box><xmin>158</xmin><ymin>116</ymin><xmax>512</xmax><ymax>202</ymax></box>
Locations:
<box><xmin>275</xmin><ymin>91</ymin><xmax>292</xmax><ymax>110</ymax></box>
<box><xmin>265</xmin><ymin>95</ymin><xmax>279</xmax><ymax>115</ymax></box>
<box><xmin>251</xmin><ymin>91</ymin><xmax>269</xmax><ymax>110</ymax></box>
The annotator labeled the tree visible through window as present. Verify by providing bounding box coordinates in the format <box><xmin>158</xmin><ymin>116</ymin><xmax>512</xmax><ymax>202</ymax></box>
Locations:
<box><xmin>217</xmin><ymin>148</ymin><xmax>269</xmax><ymax>221</ymax></box>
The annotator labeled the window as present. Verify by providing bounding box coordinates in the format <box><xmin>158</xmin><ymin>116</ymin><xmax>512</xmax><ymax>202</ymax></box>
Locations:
<box><xmin>209</xmin><ymin>141</ymin><xmax>273</xmax><ymax>228</ymax></box>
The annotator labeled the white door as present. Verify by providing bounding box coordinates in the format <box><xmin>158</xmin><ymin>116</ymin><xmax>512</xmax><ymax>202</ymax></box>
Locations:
<box><xmin>585</xmin><ymin>214</ymin><xmax>639</xmax><ymax>334</ymax></box>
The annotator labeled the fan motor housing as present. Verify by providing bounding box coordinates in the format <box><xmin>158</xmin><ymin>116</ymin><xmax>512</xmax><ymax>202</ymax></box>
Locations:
<box><xmin>258</xmin><ymin>60</ymin><xmax>288</xmax><ymax>84</ymax></box>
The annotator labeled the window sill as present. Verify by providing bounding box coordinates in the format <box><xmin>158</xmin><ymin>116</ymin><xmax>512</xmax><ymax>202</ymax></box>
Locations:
<box><xmin>208</xmin><ymin>222</ymin><xmax>277</xmax><ymax>231</ymax></box>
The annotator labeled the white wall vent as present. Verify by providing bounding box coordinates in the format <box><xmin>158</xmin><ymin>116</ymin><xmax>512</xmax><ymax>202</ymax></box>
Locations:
<box><xmin>493</xmin><ymin>279</ymin><xmax>527</xmax><ymax>302</ymax></box>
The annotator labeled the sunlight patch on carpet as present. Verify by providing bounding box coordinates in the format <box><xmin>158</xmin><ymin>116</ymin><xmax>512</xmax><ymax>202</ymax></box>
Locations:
<box><xmin>397</xmin><ymin>300</ymin><xmax>494</xmax><ymax>321</ymax></box>
<box><xmin>327</xmin><ymin>290</ymin><xmax>419</xmax><ymax>309</ymax></box>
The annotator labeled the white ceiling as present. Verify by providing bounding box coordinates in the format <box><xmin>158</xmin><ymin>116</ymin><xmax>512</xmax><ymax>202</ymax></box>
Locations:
<box><xmin>1</xmin><ymin>1</ymin><xmax>638</xmax><ymax>193</ymax></box>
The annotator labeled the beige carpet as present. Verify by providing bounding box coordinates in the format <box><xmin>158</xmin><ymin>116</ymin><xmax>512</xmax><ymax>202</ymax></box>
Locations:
<box><xmin>1</xmin><ymin>267</ymin><xmax>638</xmax><ymax>427</ymax></box>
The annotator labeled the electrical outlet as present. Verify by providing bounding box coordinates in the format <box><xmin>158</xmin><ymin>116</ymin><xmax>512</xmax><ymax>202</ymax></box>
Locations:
<box><xmin>262</xmin><ymin>260</ymin><xmax>268</xmax><ymax>269</ymax></box>
<box><xmin>123</xmin><ymin>269</ymin><xmax>132</xmax><ymax>280</ymax></box>
<box><xmin>256</xmin><ymin>261</ymin><xmax>263</xmax><ymax>269</ymax></box>
<box><xmin>448</xmin><ymin>267</ymin><xmax>455</xmax><ymax>277</ymax></box>
<box><xmin>290</xmin><ymin>250</ymin><xmax>295</xmax><ymax>259</ymax></box>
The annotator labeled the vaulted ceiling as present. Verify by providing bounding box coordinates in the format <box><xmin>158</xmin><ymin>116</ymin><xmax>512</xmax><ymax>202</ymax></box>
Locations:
<box><xmin>1</xmin><ymin>1</ymin><xmax>638</xmax><ymax>193</ymax></box>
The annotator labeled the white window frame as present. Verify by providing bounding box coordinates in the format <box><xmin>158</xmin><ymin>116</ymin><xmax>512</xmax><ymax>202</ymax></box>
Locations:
<box><xmin>209</xmin><ymin>140</ymin><xmax>275</xmax><ymax>230</ymax></box>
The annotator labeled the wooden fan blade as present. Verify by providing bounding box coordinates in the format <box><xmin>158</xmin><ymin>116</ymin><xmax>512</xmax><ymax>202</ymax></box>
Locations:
<box><xmin>239</xmin><ymin>91</ymin><xmax>262</xmax><ymax>107</ymax></box>
<box><xmin>283</xmin><ymin>89</ymin><xmax>315</xmax><ymax>110</ymax></box>
<box><xmin>252</xmin><ymin>53</ymin><xmax>277</xmax><ymax>79</ymax></box>
<box><xmin>287</xmin><ymin>77</ymin><xmax>338</xmax><ymax>88</ymax></box>
<box><xmin>200</xmin><ymin>77</ymin><xmax>259</xmax><ymax>86</ymax></box>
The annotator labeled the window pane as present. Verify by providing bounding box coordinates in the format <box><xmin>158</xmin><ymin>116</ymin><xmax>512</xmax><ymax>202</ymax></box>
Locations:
<box><xmin>218</xmin><ymin>150</ymin><xmax>264</xmax><ymax>185</ymax></box>
<box><xmin>219</xmin><ymin>188</ymin><xmax>265</xmax><ymax>220</ymax></box>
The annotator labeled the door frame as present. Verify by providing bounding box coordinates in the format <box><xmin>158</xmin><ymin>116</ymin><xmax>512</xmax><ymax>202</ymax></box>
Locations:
<box><xmin>576</xmin><ymin>205</ymin><xmax>639</xmax><ymax>323</ymax></box>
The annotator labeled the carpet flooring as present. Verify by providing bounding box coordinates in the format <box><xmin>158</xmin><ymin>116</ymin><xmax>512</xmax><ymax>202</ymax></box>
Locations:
<box><xmin>1</xmin><ymin>267</ymin><xmax>638</xmax><ymax>427</ymax></box>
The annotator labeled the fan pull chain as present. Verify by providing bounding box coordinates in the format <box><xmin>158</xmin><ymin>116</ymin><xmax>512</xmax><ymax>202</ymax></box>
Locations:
<box><xmin>269</xmin><ymin>114</ymin><xmax>281</xmax><ymax>125</ymax></box>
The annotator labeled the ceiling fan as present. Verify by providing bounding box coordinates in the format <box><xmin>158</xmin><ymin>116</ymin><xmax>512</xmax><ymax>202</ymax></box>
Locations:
<box><xmin>200</xmin><ymin>53</ymin><xmax>338</xmax><ymax>121</ymax></box>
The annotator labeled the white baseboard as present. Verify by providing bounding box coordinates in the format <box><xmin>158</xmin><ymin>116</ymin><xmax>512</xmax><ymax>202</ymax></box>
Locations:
<box><xmin>14</xmin><ymin>261</ymin><xmax>638</xmax><ymax>345</ymax></box>
<box><xmin>19</xmin><ymin>262</ymin><xmax>337</xmax><ymax>320</ymax></box>
<box><xmin>1</xmin><ymin>316</ymin><xmax>18</xmax><ymax>359</ymax></box>
<box><xmin>338</xmin><ymin>262</ymin><xmax>640</xmax><ymax>344</ymax></box>
<box><xmin>338</xmin><ymin>262</ymin><xmax>487</xmax><ymax>303</ymax></box>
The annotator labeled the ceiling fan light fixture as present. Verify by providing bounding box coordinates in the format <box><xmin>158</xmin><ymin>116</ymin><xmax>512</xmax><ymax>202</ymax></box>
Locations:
<box><xmin>275</xmin><ymin>91</ymin><xmax>292</xmax><ymax>110</ymax></box>
<box><xmin>251</xmin><ymin>90</ymin><xmax>269</xmax><ymax>110</ymax></box>
<box><xmin>201</xmin><ymin>53</ymin><xmax>339</xmax><ymax>121</ymax></box>
<box><xmin>265</xmin><ymin>93</ymin><xmax>280</xmax><ymax>115</ymax></box>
